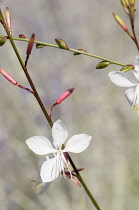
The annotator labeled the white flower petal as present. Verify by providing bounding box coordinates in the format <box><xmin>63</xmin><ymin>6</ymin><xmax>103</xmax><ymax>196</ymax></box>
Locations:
<box><xmin>26</xmin><ymin>136</ymin><xmax>56</xmax><ymax>155</ymax></box>
<box><xmin>134</xmin><ymin>69</ymin><xmax>139</xmax><ymax>81</ymax></box>
<box><xmin>40</xmin><ymin>158</ymin><xmax>59</xmax><ymax>182</ymax></box>
<box><xmin>108</xmin><ymin>71</ymin><xmax>136</xmax><ymax>87</ymax></box>
<box><xmin>52</xmin><ymin>120</ymin><xmax>68</xmax><ymax>148</ymax></box>
<box><xmin>63</xmin><ymin>134</ymin><xmax>92</xmax><ymax>153</ymax></box>
<box><xmin>124</xmin><ymin>88</ymin><xmax>135</xmax><ymax>106</ymax></box>
<box><xmin>133</xmin><ymin>56</ymin><xmax>139</xmax><ymax>66</ymax></box>
<box><xmin>38</xmin><ymin>156</ymin><xmax>49</xmax><ymax>170</ymax></box>
<box><xmin>133</xmin><ymin>56</ymin><xmax>139</xmax><ymax>80</ymax></box>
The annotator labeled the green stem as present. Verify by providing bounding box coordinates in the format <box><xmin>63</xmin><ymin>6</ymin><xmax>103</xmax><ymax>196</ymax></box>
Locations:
<box><xmin>0</xmin><ymin>35</ymin><xmax>125</xmax><ymax>67</ymax></box>
<box><xmin>130</xmin><ymin>21</ymin><xmax>139</xmax><ymax>52</ymax></box>
<box><xmin>0</xmin><ymin>10</ymin><xmax>101</xmax><ymax>210</ymax></box>
<box><xmin>0</xmin><ymin>10</ymin><xmax>53</xmax><ymax>128</ymax></box>
<box><xmin>68</xmin><ymin>155</ymin><xmax>101</xmax><ymax>210</ymax></box>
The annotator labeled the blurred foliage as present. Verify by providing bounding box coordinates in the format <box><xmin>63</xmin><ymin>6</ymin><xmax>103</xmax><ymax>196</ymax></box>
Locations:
<box><xmin>0</xmin><ymin>0</ymin><xmax>139</xmax><ymax>210</ymax></box>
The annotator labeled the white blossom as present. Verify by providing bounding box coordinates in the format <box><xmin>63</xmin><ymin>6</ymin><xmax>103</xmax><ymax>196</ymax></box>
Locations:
<box><xmin>26</xmin><ymin>119</ymin><xmax>92</xmax><ymax>183</ymax></box>
<box><xmin>108</xmin><ymin>65</ymin><xmax>139</xmax><ymax>112</ymax></box>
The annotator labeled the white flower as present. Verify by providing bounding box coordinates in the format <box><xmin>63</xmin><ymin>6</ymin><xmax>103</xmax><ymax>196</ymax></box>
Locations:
<box><xmin>26</xmin><ymin>119</ymin><xmax>92</xmax><ymax>183</ymax></box>
<box><xmin>108</xmin><ymin>70</ymin><xmax>139</xmax><ymax>112</ymax></box>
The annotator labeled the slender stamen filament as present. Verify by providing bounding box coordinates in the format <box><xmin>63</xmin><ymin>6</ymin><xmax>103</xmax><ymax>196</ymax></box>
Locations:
<box><xmin>53</xmin><ymin>150</ymin><xmax>73</xmax><ymax>180</ymax></box>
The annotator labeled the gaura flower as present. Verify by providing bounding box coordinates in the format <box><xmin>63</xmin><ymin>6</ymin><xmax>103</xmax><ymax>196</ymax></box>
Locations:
<box><xmin>26</xmin><ymin>119</ymin><xmax>92</xmax><ymax>183</ymax></box>
<box><xmin>108</xmin><ymin>68</ymin><xmax>139</xmax><ymax>113</ymax></box>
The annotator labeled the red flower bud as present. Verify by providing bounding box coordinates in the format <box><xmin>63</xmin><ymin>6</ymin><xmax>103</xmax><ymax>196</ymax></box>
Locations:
<box><xmin>19</xmin><ymin>34</ymin><xmax>26</xmax><ymax>38</ymax></box>
<box><xmin>25</xmin><ymin>33</ymin><xmax>35</xmax><ymax>67</ymax></box>
<box><xmin>73</xmin><ymin>49</ymin><xmax>87</xmax><ymax>55</ymax></box>
<box><xmin>56</xmin><ymin>88</ymin><xmax>74</xmax><ymax>104</ymax></box>
<box><xmin>26</xmin><ymin>33</ymin><xmax>35</xmax><ymax>56</ymax></box>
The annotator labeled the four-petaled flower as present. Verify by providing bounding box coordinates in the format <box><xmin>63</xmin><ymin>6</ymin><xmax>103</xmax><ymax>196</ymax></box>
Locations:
<box><xmin>26</xmin><ymin>119</ymin><xmax>92</xmax><ymax>183</ymax></box>
<box><xmin>108</xmin><ymin>68</ymin><xmax>139</xmax><ymax>113</ymax></box>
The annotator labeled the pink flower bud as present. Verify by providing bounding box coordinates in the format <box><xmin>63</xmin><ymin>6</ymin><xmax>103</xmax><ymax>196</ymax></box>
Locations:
<box><xmin>49</xmin><ymin>88</ymin><xmax>74</xmax><ymax>118</ymax></box>
<box><xmin>56</xmin><ymin>88</ymin><xmax>74</xmax><ymax>104</ymax></box>
<box><xmin>0</xmin><ymin>68</ymin><xmax>17</xmax><ymax>85</ymax></box>
<box><xmin>0</xmin><ymin>68</ymin><xmax>34</xmax><ymax>94</ymax></box>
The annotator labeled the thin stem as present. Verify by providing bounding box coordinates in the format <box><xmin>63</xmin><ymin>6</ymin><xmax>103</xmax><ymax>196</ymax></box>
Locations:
<box><xmin>0</xmin><ymin>9</ymin><xmax>101</xmax><ymax>210</ymax></box>
<box><xmin>68</xmin><ymin>155</ymin><xmax>101</xmax><ymax>210</ymax></box>
<box><xmin>130</xmin><ymin>21</ymin><xmax>139</xmax><ymax>51</ymax></box>
<box><xmin>0</xmin><ymin>36</ymin><xmax>126</xmax><ymax>67</ymax></box>
<box><xmin>0</xmin><ymin>10</ymin><xmax>53</xmax><ymax>128</ymax></box>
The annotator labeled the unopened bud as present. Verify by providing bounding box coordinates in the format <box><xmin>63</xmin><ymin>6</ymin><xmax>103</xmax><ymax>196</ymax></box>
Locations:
<box><xmin>120</xmin><ymin>0</ymin><xmax>129</xmax><ymax>14</ymax></box>
<box><xmin>6</xmin><ymin>7</ymin><xmax>12</xmax><ymax>35</ymax></box>
<box><xmin>121</xmin><ymin>0</ymin><xmax>129</xmax><ymax>8</ymax></box>
<box><xmin>26</xmin><ymin>33</ymin><xmax>35</xmax><ymax>56</ymax></box>
<box><xmin>129</xmin><ymin>3</ymin><xmax>135</xmax><ymax>22</ymax></box>
<box><xmin>0</xmin><ymin>9</ymin><xmax>4</xmax><ymax>25</ymax></box>
<box><xmin>56</xmin><ymin>88</ymin><xmax>74</xmax><ymax>104</ymax></box>
<box><xmin>19</xmin><ymin>34</ymin><xmax>26</xmax><ymax>38</ymax></box>
<box><xmin>0</xmin><ymin>37</ymin><xmax>7</xmax><ymax>46</ymax></box>
<box><xmin>25</xmin><ymin>33</ymin><xmax>35</xmax><ymax>67</ymax></box>
<box><xmin>120</xmin><ymin>65</ymin><xmax>134</xmax><ymax>72</ymax></box>
<box><xmin>36</xmin><ymin>43</ymin><xmax>45</xmax><ymax>49</ymax></box>
<box><xmin>73</xmin><ymin>49</ymin><xmax>87</xmax><ymax>55</ymax></box>
<box><xmin>128</xmin><ymin>0</ymin><xmax>135</xmax><ymax>5</ymax></box>
<box><xmin>49</xmin><ymin>88</ymin><xmax>74</xmax><ymax>118</ymax></box>
<box><xmin>0</xmin><ymin>68</ymin><xmax>34</xmax><ymax>94</ymax></box>
<box><xmin>113</xmin><ymin>13</ymin><xmax>129</xmax><ymax>32</ymax></box>
<box><xmin>55</xmin><ymin>38</ymin><xmax>69</xmax><ymax>50</ymax></box>
<box><xmin>96</xmin><ymin>61</ymin><xmax>110</xmax><ymax>69</ymax></box>
<box><xmin>0</xmin><ymin>68</ymin><xmax>17</xmax><ymax>85</ymax></box>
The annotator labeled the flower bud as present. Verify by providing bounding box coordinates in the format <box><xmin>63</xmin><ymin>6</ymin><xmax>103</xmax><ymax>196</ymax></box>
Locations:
<box><xmin>129</xmin><ymin>3</ymin><xmax>135</xmax><ymax>22</ymax></box>
<box><xmin>120</xmin><ymin>0</ymin><xmax>129</xmax><ymax>14</ymax></box>
<box><xmin>6</xmin><ymin>7</ymin><xmax>12</xmax><ymax>35</ymax></box>
<box><xmin>19</xmin><ymin>34</ymin><xmax>26</xmax><ymax>38</ymax></box>
<box><xmin>0</xmin><ymin>68</ymin><xmax>34</xmax><ymax>94</ymax></box>
<box><xmin>49</xmin><ymin>88</ymin><xmax>74</xmax><ymax>118</ymax></box>
<box><xmin>0</xmin><ymin>68</ymin><xmax>17</xmax><ymax>85</ymax></box>
<box><xmin>113</xmin><ymin>13</ymin><xmax>129</xmax><ymax>32</ymax></box>
<box><xmin>96</xmin><ymin>61</ymin><xmax>110</xmax><ymax>69</ymax></box>
<box><xmin>56</xmin><ymin>88</ymin><xmax>74</xmax><ymax>104</ymax></box>
<box><xmin>120</xmin><ymin>65</ymin><xmax>134</xmax><ymax>72</ymax></box>
<box><xmin>128</xmin><ymin>0</ymin><xmax>135</xmax><ymax>5</ymax></box>
<box><xmin>121</xmin><ymin>0</ymin><xmax>129</xmax><ymax>8</ymax></box>
<box><xmin>36</xmin><ymin>43</ymin><xmax>45</xmax><ymax>49</ymax></box>
<box><xmin>26</xmin><ymin>33</ymin><xmax>35</xmax><ymax>56</ymax></box>
<box><xmin>73</xmin><ymin>49</ymin><xmax>87</xmax><ymax>55</ymax></box>
<box><xmin>55</xmin><ymin>38</ymin><xmax>69</xmax><ymax>50</ymax></box>
<box><xmin>0</xmin><ymin>37</ymin><xmax>7</xmax><ymax>46</ymax></box>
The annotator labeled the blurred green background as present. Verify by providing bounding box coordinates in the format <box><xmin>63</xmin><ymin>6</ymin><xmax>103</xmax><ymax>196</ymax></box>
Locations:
<box><xmin>0</xmin><ymin>0</ymin><xmax>139</xmax><ymax>209</ymax></box>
